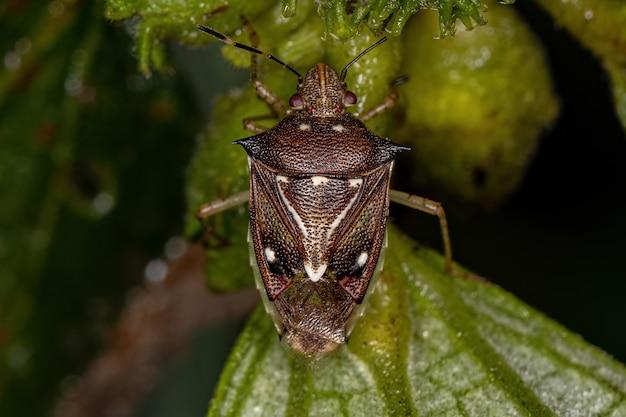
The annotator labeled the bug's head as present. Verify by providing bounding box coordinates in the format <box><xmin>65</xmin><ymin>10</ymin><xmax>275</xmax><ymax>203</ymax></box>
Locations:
<box><xmin>289</xmin><ymin>63</ymin><xmax>357</xmax><ymax>117</ymax></box>
<box><xmin>288</xmin><ymin>37</ymin><xmax>388</xmax><ymax>117</ymax></box>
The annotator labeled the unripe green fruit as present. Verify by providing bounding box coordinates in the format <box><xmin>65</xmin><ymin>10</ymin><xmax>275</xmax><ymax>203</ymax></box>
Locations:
<box><xmin>398</xmin><ymin>3</ymin><xmax>559</xmax><ymax>209</ymax></box>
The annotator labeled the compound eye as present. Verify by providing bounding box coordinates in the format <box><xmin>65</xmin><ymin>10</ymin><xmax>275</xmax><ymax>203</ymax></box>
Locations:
<box><xmin>343</xmin><ymin>91</ymin><xmax>357</xmax><ymax>106</ymax></box>
<box><xmin>289</xmin><ymin>94</ymin><xmax>304</xmax><ymax>109</ymax></box>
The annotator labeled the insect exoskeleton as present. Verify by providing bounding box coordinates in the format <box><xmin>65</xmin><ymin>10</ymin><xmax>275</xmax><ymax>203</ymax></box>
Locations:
<box><xmin>236</xmin><ymin>64</ymin><xmax>408</xmax><ymax>354</ymax></box>
<box><xmin>196</xmin><ymin>22</ymin><xmax>453</xmax><ymax>356</ymax></box>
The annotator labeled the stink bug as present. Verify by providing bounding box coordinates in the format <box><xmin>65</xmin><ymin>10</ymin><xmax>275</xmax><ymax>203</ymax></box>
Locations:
<box><xmin>196</xmin><ymin>20</ymin><xmax>453</xmax><ymax>355</ymax></box>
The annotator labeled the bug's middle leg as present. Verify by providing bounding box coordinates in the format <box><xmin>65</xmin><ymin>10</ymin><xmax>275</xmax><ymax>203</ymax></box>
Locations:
<box><xmin>240</xmin><ymin>17</ymin><xmax>287</xmax><ymax>115</ymax></box>
<box><xmin>196</xmin><ymin>191</ymin><xmax>249</xmax><ymax>221</ymax></box>
<box><xmin>389</xmin><ymin>189</ymin><xmax>453</xmax><ymax>273</ymax></box>
<box><xmin>195</xmin><ymin>191</ymin><xmax>249</xmax><ymax>247</ymax></box>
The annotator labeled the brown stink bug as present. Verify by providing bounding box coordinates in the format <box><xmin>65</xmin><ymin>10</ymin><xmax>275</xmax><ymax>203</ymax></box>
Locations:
<box><xmin>195</xmin><ymin>21</ymin><xmax>453</xmax><ymax>356</ymax></box>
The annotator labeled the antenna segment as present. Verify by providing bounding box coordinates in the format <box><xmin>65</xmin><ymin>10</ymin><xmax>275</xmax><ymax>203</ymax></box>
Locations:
<box><xmin>197</xmin><ymin>25</ymin><xmax>303</xmax><ymax>85</ymax></box>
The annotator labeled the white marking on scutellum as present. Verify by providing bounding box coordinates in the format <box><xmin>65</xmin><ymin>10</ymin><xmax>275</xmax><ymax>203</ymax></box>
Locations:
<box><xmin>348</xmin><ymin>178</ymin><xmax>363</xmax><ymax>187</ymax></box>
<box><xmin>311</xmin><ymin>176</ymin><xmax>329</xmax><ymax>186</ymax></box>
<box><xmin>276</xmin><ymin>175</ymin><xmax>289</xmax><ymax>183</ymax></box>
<box><xmin>304</xmin><ymin>261</ymin><xmax>327</xmax><ymax>282</ymax></box>
<box><xmin>332</xmin><ymin>124</ymin><xmax>345</xmax><ymax>132</ymax></box>
<box><xmin>299</xmin><ymin>123</ymin><xmax>310</xmax><ymax>131</ymax></box>
<box><xmin>265</xmin><ymin>247</ymin><xmax>276</xmax><ymax>263</ymax></box>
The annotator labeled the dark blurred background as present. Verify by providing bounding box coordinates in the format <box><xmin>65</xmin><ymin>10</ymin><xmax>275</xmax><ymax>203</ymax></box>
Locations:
<box><xmin>0</xmin><ymin>1</ymin><xmax>625</xmax><ymax>416</ymax></box>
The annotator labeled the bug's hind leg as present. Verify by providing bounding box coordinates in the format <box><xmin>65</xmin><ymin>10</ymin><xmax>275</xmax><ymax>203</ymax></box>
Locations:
<box><xmin>359</xmin><ymin>76</ymin><xmax>407</xmax><ymax>122</ymax></box>
<box><xmin>196</xmin><ymin>191</ymin><xmax>249</xmax><ymax>221</ymax></box>
<box><xmin>240</xmin><ymin>17</ymin><xmax>288</xmax><ymax>116</ymax></box>
<box><xmin>389</xmin><ymin>189</ymin><xmax>453</xmax><ymax>274</ymax></box>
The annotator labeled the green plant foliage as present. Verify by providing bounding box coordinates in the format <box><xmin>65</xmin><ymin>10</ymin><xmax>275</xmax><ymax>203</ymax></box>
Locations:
<box><xmin>532</xmin><ymin>0</ymin><xmax>626</xmax><ymax>131</ymax></box>
<box><xmin>104</xmin><ymin>0</ymin><xmax>276</xmax><ymax>74</ymax></box>
<box><xmin>0</xmin><ymin>1</ymin><xmax>197</xmax><ymax>415</ymax></box>
<box><xmin>207</xmin><ymin>227</ymin><xmax>626</xmax><ymax>417</ymax></box>
<box><xmin>397</xmin><ymin>2</ymin><xmax>559</xmax><ymax>208</ymax></box>
<box><xmin>185</xmin><ymin>89</ymin><xmax>261</xmax><ymax>292</ymax></box>
<box><xmin>216</xmin><ymin>1</ymin><xmax>324</xmax><ymax>71</ymax></box>
<box><xmin>325</xmin><ymin>30</ymin><xmax>402</xmax><ymax>134</ymax></box>
<box><xmin>104</xmin><ymin>0</ymin><xmax>495</xmax><ymax>75</ymax></box>
<box><xmin>318</xmin><ymin>0</ymin><xmax>488</xmax><ymax>40</ymax></box>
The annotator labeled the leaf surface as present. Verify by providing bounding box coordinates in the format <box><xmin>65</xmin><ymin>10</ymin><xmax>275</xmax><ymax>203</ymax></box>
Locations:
<box><xmin>207</xmin><ymin>227</ymin><xmax>626</xmax><ymax>417</ymax></box>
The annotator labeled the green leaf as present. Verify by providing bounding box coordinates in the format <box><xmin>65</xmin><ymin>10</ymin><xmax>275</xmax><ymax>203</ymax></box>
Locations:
<box><xmin>104</xmin><ymin>0</ymin><xmax>284</xmax><ymax>74</ymax></box>
<box><xmin>207</xmin><ymin>227</ymin><xmax>626</xmax><ymax>417</ymax></box>
<box><xmin>184</xmin><ymin>89</ymin><xmax>261</xmax><ymax>292</ymax></box>
<box><xmin>317</xmin><ymin>0</ymin><xmax>490</xmax><ymax>40</ymax></box>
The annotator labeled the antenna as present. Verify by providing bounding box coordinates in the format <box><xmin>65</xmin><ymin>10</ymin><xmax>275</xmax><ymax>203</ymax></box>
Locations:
<box><xmin>197</xmin><ymin>25</ymin><xmax>303</xmax><ymax>85</ymax></box>
<box><xmin>339</xmin><ymin>37</ymin><xmax>388</xmax><ymax>82</ymax></box>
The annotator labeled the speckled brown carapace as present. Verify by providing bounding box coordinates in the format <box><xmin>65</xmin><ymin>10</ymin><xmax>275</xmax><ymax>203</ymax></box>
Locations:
<box><xmin>238</xmin><ymin>63</ymin><xmax>409</xmax><ymax>355</ymax></box>
<box><xmin>236</xmin><ymin>113</ymin><xmax>404</xmax><ymax>175</ymax></box>
<box><xmin>196</xmin><ymin>24</ymin><xmax>453</xmax><ymax>356</ymax></box>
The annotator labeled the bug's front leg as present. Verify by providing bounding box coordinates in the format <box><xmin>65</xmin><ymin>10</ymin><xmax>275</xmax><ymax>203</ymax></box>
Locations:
<box><xmin>359</xmin><ymin>91</ymin><xmax>398</xmax><ymax>122</ymax></box>
<box><xmin>359</xmin><ymin>76</ymin><xmax>407</xmax><ymax>122</ymax></box>
<box><xmin>389</xmin><ymin>189</ymin><xmax>453</xmax><ymax>273</ymax></box>
<box><xmin>196</xmin><ymin>191</ymin><xmax>249</xmax><ymax>221</ymax></box>
<box><xmin>240</xmin><ymin>17</ymin><xmax>287</xmax><ymax>115</ymax></box>
<box><xmin>243</xmin><ymin>114</ymin><xmax>276</xmax><ymax>133</ymax></box>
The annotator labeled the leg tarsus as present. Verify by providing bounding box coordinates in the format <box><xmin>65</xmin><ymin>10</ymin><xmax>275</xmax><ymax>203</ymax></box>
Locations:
<box><xmin>389</xmin><ymin>189</ymin><xmax>453</xmax><ymax>274</ymax></box>
<box><xmin>196</xmin><ymin>191</ymin><xmax>249</xmax><ymax>221</ymax></box>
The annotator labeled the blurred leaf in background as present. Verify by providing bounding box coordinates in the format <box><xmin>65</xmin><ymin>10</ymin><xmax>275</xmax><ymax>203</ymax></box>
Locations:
<box><xmin>0</xmin><ymin>1</ymin><xmax>199</xmax><ymax>415</ymax></box>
